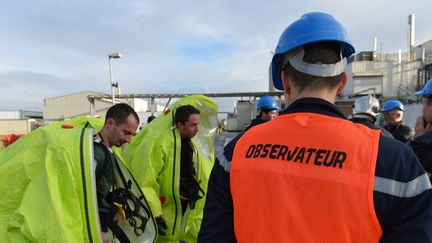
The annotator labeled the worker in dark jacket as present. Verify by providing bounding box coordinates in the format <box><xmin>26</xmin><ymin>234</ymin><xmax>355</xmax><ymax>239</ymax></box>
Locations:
<box><xmin>95</xmin><ymin>103</ymin><xmax>140</xmax><ymax>243</ymax></box>
<box><xmin>244</xmin><ymin>96</ymin><xmax>280</xmax><ymax>131</ymax></box>
<box><xmin>350</xmin><ymin>95</ymin><xmax>393</xmax><ymax>137</ymax></box>
<box><xmin>198</xmin><ymin>12</ymin><xmax>432</xmax><ymax>243</ymax></box>
<box><xmin>382</xmin><ymin>100</ymin><xmax>414</xmax><ymax>143</ymax></box>
<box><xmin>409</xmin><ymin>79</ymin><xmax>432</xmax><ymax>176</ymax></box>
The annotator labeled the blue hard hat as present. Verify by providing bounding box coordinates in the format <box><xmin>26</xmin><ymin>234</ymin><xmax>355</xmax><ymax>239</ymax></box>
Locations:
<box><xmin>271</xmin><ymin>12</ymin><xmax>355</xmax><ymax>90</ymax></box>
<box><xmin>382</xmin><ymin>100</ymin><xmax>405</xmax><ymax>112</ymax></box>
<box><xmin>415</xmin><ymin>79</ymin><xmax>432</xmax><ymax>96</ymax></box>
<box><xmin>257</xmin><ymin>96</ymin><xmax>279</xmax><ymax>111</ymax></box>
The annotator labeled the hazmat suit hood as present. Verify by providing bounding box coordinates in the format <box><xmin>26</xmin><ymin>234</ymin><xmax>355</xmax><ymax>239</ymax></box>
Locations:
<box><xmin>0</xmin><ymin>116</ymin><xmax>157</xmax><ymax>243</ymax></box>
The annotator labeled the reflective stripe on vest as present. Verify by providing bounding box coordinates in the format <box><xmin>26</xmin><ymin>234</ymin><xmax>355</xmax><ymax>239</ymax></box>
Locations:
<box><xmin>231</xmin><ymin>113</ymin><xmax>382</xmax><ymax>243</ymax></box>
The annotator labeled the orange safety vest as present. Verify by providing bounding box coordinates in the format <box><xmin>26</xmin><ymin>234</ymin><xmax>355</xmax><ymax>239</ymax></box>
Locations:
<box><xmin>231</xmin><ymin>113</ymin><xmax>382</xmax><ymax>243</ymax></box>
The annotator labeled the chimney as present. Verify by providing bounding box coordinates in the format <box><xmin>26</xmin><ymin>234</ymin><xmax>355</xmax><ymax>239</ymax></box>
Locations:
<box><xmin>408</xmin><ymin>14</ymin><xmax>415</xmax><ymax>61</ymax></box>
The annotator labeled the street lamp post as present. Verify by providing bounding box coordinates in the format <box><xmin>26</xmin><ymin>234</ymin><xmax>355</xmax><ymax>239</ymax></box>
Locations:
<box><xmin>108</xmin><ymin>52</ymin><xmax>122</xmax><ymax>104</ymax></box>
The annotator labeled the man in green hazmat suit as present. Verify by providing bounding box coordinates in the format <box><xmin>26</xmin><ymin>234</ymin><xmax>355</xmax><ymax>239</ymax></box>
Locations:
<box><xmin>0</xmin><ymin>112</ymin><xmax>157</xmax><ymax>243</ymax></box>
<box><xmin>124</xmin><ymin>95</ymin><xmax>218</xmax><ymax>243</ymax></box>
<box><xmin>94</xmin><ymin>103</ymin><xmax>140</xmax><ymax>242</ymax></box>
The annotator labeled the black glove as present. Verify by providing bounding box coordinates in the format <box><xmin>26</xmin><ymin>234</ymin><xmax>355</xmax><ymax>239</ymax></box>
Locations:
<box><xmin>155</xmin><ymin>216</ymin><xmax>168</xmax><ymax>236</ymax></box>
<box><xmin>180</xmin><ymin>176</ymin><xmax>205</xmax><ymax>209</ymax></box>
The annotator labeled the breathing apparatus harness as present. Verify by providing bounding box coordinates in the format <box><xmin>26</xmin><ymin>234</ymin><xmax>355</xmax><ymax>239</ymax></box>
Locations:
<box><xmin>95</xmin><ymin>133</ymin><xmax>152</xmax><ymax>243</ymax></box>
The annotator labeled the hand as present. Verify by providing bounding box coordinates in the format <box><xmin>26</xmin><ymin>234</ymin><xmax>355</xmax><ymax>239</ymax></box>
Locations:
<box><xmin>415</xmin><ymin>116</ymin><xmax>427</xmax><ymax>136</ymax></box>
<box><xmin>155</xmin><ymin>216</ymin><xmax>168</xmax><ymax>236</ymax></box>
<box><xmin>113</xmin><ymin>211</ymin><xmax>124</xmax><ymax>224</ymax></box>
<box><xmin>101</xmin><ymin>232</ymin><xmax>110</xmax><ymax>243</ymax></box>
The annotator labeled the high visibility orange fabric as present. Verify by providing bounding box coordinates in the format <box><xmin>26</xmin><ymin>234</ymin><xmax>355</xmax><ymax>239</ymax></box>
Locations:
<box><xmin>231</xmin><ymin>112</ymin><xmax>382</xmax><ymax>243</ymax></box>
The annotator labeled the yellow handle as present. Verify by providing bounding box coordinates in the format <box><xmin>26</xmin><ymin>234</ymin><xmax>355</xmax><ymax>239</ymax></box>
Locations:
<box><xmin>113</xmin><ymin>202</ymin><xmax>127</xmax><ymax>220</ymax></box>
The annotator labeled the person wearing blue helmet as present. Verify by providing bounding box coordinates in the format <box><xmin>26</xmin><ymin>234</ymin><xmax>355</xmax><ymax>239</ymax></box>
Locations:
<box><xmin>198</xmin><ymin>12</ymin><xmax>432</xmax><ymax>243</ymax></box>
<box><xmin>243</xmin><ymin>96</ymin><xmax>280</xmax><ymax>131</ymax></box>
<box><xmin>409</xmin><ymin>79</ymin><xmax>432</xmax><ymax>176</ymax></box>
<box><xmin>382</xmin><ymin>99</ymin><xmax>414</xmax><ymax>143</ymax></box>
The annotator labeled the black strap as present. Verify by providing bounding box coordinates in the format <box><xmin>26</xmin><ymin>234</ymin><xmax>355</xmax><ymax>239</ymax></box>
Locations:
<box><xmin>180</xmin><ymin>176</ymin><xmax>205</xmax><ymax>209</ymax></box>
<box><xmin>96</xmin><ymin>134</ymin><xmax>151</xmax><ymax>239</ymax></box>
<box><xmin>107</xmin><ymin>219</ymin><xmax>131</xmax><ymax>243</ymax></box>
<box><xmin>108</xmin><ymin>187</ymin><xmax>150</xmax><ymax>236</ymax></box>
<box><xmin>111</xmin><ymin>158</ymin><xmax>151</xmax><ymax>235</ymax></box>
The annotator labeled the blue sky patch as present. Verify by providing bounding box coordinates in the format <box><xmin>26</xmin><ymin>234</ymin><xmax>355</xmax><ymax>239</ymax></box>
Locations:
<box><xmin>180</xmin><ymin>42</ymin><xmax>236</xmax><ymax>61</ymax></box>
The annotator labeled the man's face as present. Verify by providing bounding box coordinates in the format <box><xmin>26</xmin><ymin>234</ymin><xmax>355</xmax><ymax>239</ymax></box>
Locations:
<box><xmin>383</xmin><ymin>110</ymin><xmax>403</xmax><ymax>126</ymax></box>
<box><xmin>261</xmin><ymin>110</ymin><xmax>278</xmax><ymax>122</ymax></box>
<box><xmin>107</xmin><ymin>114</ymin><xmax>138</xmax><ymax>147</ymax></box>
<box><xmin>422</xmin><ymin>98</ymin><xmax>432</xmax><ymax>124</ymax></box>
<box><xmin>178</xmin><ymin>114</ymin><xmax>200</xmax><ymax>139</ymax></box>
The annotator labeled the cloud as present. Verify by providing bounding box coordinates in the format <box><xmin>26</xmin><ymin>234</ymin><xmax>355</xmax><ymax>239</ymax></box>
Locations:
<box><xmin>0</xmin><ymin>70</ymin><xmax>66</xmax><ymax>110</ymax></box>
<box><xmin>0</xmin><ymin>0</ymin><xmax>430</xmax><ymax>112</ymax></box>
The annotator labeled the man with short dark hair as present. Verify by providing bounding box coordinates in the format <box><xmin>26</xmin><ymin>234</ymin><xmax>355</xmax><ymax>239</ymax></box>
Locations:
<box><xmin>199</xmin><ymin>12</ymin><xmax>432</xmax><ymax>242</ymax></box>
<box><xmin>126</xmin><ymin>103</ymin><xmax>209</xmax><ymax>242</ymax></box>
<box><xmin>94</xmin><ymin>103</ymin><xmax>139</xmax><ymax>242</ymax></box>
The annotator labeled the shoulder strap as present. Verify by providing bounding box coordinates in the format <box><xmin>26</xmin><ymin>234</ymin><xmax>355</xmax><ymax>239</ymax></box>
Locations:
<box><xmin>107</xmin><ymin>219</ymin><xmax>131</xmax><ymax>243</ymax></box>
<box><xmin>94</xmin><ymin>141</ymin><xmax>114</xmax><ymax>182</ymax></box>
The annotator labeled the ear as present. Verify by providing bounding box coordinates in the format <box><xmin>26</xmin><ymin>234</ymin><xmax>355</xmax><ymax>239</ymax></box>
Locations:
<box><xmin>281</xmin><ymin>70</ymin><xmax>291</xmax><ymax>95</ymax></box>
<box><xmin>336</xmin><ymin>72</ymin><xmax>348</xmax><ymax>95</ymax></box>
<box><xmin>106</xmin><ymin>117</ymin><xmax>116</xmax><ymax>128</ymax></box>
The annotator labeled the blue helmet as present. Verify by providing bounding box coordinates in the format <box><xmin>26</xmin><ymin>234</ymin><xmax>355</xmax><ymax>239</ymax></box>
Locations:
<box><xmin>271</xmin><ymin>12</ymin><xmax>355</xmax><ymax>90</ymax></box>
<box><xmin>382</xmin><ymin>100</ymin><xmax>405</xmax><ymax>112</ymax></box>
<box><xmin>415</xmin><ymin>79</ymin><xmax>432</xmax><ymax>96</ymax></box>
<box><xmin>257</xmin><ymin>96</ymin><xmax>279</xmax><ymax>111</ymax></box>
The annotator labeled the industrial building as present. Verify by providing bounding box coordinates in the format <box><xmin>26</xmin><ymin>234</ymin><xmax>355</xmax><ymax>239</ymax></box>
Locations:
<box><xmin>0</xmin><ymin>110</ymin><xmax>43</xmax><ymax>135</ymax></box>
<box><xmin>43</xmin><ymin>91</ymin><xmax>165</xmax><ymax>128</ymax></box>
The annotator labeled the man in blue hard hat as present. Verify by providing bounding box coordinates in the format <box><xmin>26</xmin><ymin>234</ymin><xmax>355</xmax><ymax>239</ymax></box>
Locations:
<box><xmin>381</xmin><ymin>99</ymin><xmax>414</xmax><ymax>143</ymax></box>
<box><xmin>198</xmin><ymin>12</ymin><xmax>432</xmax><ymax>242</ymax></box>
<box><xmin>243</xmin><ymin>96</ymin><xmax>279</xmax><ymax>131</ymax></box>
<box><xmin>409</xmin><ymin>79</ymin><xmax>432</xmax><ymax>177</ymax></box>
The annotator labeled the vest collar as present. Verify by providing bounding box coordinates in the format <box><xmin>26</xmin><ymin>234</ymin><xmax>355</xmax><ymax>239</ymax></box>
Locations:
<box><xmin>281</xmin><ymin>98</ymin><xmax>347</xmax><ymax>119</ymax></box>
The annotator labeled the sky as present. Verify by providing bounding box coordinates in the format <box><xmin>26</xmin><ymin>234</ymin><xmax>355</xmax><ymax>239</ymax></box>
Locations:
<box><xmin>0</xmin><ymin>0</ymin><xmax>431</xmax><ymax>112</ymax></box>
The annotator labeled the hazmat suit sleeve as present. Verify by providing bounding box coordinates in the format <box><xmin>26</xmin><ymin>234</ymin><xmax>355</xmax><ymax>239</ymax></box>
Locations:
<box><xmin>128</xmin><ymin>135</ymin><xmax>166</xmax><ymax>217</ymax></box>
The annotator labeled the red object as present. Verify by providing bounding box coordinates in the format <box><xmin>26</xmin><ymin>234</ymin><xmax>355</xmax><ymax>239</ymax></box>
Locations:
<box><xmin>61</xmin><ymin>124</ymin><xmax>74</xmax><ymax>129</ymax></box>
<box><xmin>164</xmin><ymin>108</ymin><xmax>170</xmax><ymax>115</ymax></box>
<box><xmin>2</xmin><ymin>133</ymin><xmax>24</xmax><ymax>148</ymax></box>
<box><xmin>159</xmin><ymin>196</ymin><xmax>166</xmax><ymax>205</ymax></box>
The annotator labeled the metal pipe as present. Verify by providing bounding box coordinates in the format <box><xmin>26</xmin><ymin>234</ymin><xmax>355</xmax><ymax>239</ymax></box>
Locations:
<box><xmin>108</xmin><ymin>58</ymin><xmax>114</xmax><ymax>104</ymax></box>
<box><xmin>108</xmin><ymin>53</ymin><xmax>122</xmax><ymax>105</ymax></box>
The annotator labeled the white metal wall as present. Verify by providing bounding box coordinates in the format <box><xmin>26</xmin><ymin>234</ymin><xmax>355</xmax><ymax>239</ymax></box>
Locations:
<box><xmin>404</xmin><ymin>103</ymin><xmax>423</xmax><ymax>128</ymax></box>
<box><xmin>236</xmin><ymin>101</ymin><xmax>254</xmax><ymax>130</ymax></box>
<box><xmin>43</xmin><ymin>92</ymin><xmax>151</xmax><ymax>120</ymax></box>
<box><xmin>0</xmin><ymin>111</ymin><xmax>21</xmax><ymax>120</ymax></box>
<box><xmin>44</xmin><ymin>91</ymin><xmax>111</xmax><ymax>120</ymax></box>
<box><xmin>346</xmin><ymin>59</ymin><xmax>422</xmax><ymax>97</ymax></box>
<box><xmin>0</xmin><ymin>120</ymin><xmax>31</xmax><ymax>134</ymax></box>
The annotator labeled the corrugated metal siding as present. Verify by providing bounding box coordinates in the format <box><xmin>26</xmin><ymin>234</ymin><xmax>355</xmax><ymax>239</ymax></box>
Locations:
<box><xmin>0</xmin><ymin>111</ymin><xmax>21</xmax><ymax>120</ymax></box>
<box><xmin>347</xmin><ymin>60</ymin><xmax>422</xmax><ymax>97</ymax></box>
<box><xmin>43</xmin><ymin>92</ymin><xmax>112</xmax><ymax>120</ymax></box>
<box><xmin>0</xmin><ymin>120</ymin><xmax>31</xmax><ymax>134</ymax></box>
<box><xmin>43</xmin><ymin>92</ymin><xmax>144</xmax><ymax>120</ymax></box>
